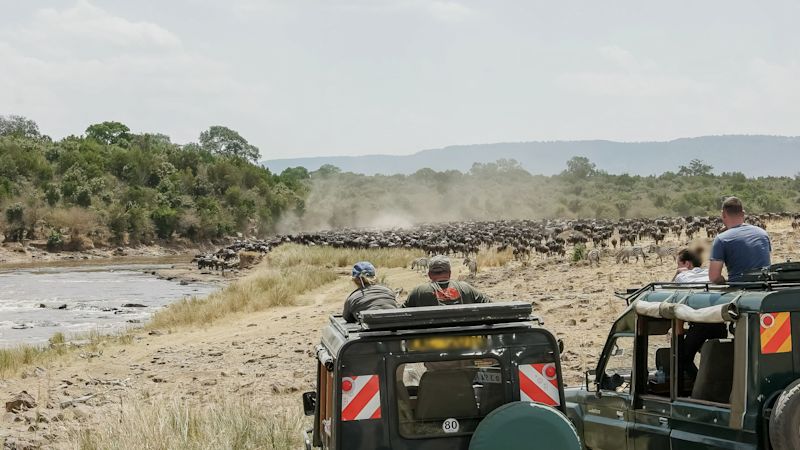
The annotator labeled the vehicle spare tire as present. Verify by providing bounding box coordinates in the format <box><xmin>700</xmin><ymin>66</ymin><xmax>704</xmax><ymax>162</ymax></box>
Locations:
<box><xmin>769</xmin><ymin>379</ymin><xmax>800</xmax><ymax>450</ymax></box>
<box><xmin>469</xmin><ymin>402</ymin><xmax>581</xmax><ymax>450</ymax></box>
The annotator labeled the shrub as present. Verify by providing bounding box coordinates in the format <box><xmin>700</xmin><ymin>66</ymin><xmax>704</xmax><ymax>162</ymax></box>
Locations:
<box><xmin>47</xmin><ymin>230</ymin><xmax>64</xmax><ymax>251</ymax></box>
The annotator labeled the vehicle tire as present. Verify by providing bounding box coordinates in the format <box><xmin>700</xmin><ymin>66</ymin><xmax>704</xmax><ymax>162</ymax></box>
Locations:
<box><xmin>469</xmin><ymin>402</ymin><xmax>581</xmax><ymax>450</ymax></box>
<box><xmin>769</xmin><ymin>379</ymin><xmax>800</xmax><ymax>450</ymax></box>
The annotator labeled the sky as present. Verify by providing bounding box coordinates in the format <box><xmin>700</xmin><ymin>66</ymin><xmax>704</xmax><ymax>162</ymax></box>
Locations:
<box><xmin>1</xmin><ymin>0</ymin><xmax>799</xmax><ymax>159</ymax></box>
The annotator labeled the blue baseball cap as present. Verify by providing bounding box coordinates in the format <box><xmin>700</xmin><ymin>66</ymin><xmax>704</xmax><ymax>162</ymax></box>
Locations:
<box><xmin>352</xmin><ymin>261</ymin><xmax>376</xmax><ymax>278</ymax></box>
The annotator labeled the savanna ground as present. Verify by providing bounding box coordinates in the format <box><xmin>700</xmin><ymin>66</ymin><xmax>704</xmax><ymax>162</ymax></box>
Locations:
<box><xmin>1</xmin><ymin>220</ymin><xmax>798</xmax><ymax>450</ymax></box>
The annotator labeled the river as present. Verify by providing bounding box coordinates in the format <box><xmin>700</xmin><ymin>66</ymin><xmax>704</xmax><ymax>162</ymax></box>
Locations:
<box><xmin>0</xmin><ymin>264</ymin><xmax>218</xmax><ymax>347</ymax></box>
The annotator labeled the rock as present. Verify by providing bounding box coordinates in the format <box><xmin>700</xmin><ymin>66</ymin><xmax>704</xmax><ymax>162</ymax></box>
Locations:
<box><xmin>247</xmin><ymin>323</ymin><xmax>257</xmax><ymax>327</ymax></box>
<box><xmin>147</xmin><ymin>330</ymin><xmax>163</xmax><ymax>336</ymax></box>
<box><xmin>201</xmin><ymin>379</ymin><xmax>217</xmax><ymax>386</ymax></box>
<box><xmin>5</xmin><ymin>391</ymin><xmax>36</xmax><ymax>413</ymax></box>
<box><xmin>151</xmin><ymin>377</ymin><xmax>167</xmax><ymax>383</ymax></box>
<box><xmin>122</xmin><ymin>303</ymin><xmax>146</xmax><ymax>308</ymax></box>
<box><xmin>565</xmin><ymin>319</ymin><xmax>577</xmax><ymax>326</ymax></box>
<box><xmin>179</xmin><ymin>280</ymin><xmax>189</xmax><ymax>286</ymax></box>
<box><xmin>56</xmin><ymin>304</ymin><xmax>67</xmax><ymax>310</ymax></box>
<box><xmin>37</xmin><ymin>304</ymin><xmax>46</xmax><ymax>309</ymax></box>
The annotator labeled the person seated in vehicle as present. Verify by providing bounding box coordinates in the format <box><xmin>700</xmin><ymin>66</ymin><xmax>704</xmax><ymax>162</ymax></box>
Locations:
<box><xmin>673</xmin><ymin>248</ymin><xmax>710</xmax><ymax>283</ymax></box>
<box><xmin>342</xmin><ymin>261</ymin><xmax>398</xmax><ymax>323</ymax></box>
<box><xmin>708</xmin><ymin>196</ymin><xmax>771</xmax><ymax>284</ymax></box>
<box><xmin>403</xmin><ymin>256</ymin><xmax>491</xmax><ymax>307</ymax></box>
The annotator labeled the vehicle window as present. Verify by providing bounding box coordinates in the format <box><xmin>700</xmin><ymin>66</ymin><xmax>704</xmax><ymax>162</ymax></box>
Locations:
<box><xmin>395</xmin><ymin>357</ymin><xmax>504</xmax><ymax>438</ymax></box>
<box><xmin>645</xmin><ymin>321</ymin><xmax>671</xmax><ymax>397</ymax></box>
<box><xmin>600</xmin><ymin>336</ymin><xmax>634</xmax><ymax>394</ymax></box>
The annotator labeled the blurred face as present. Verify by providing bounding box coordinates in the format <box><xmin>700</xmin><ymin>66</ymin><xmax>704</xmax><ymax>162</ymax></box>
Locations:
<box><xmin>678</xmin><ymin>258</ymin><xmax>693</xmax><ymax>270</ymax></box>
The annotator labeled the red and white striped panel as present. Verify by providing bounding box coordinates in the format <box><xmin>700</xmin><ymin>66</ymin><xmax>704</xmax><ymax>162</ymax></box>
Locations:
<box><xmin>519</xmin><ymin>363</ymin><xmax>560</xmax><ymax>406</ymax></box>
<box><xmin>341</xmin><ymin>375</ymin><xmax>382</xmax><ymax>421</ymax></box>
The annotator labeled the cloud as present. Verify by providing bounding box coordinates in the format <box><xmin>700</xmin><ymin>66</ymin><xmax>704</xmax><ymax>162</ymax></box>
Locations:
<box><xmin>18</xmin><ymin>0</ymin><xmax>181</xmax><ymax>51</ymax></box>
<box><xmin>427</xmin><ymin>1</ymin><xmax>474</xmax><ymax>22</ymax></box>
<box><xmin>0</xmin><ymin>1</ymin><xmax>265</xmax><ymax>143</ymax></box>
<box><xmin>556</xmin><ymin>46</ymin><xmax>708</xmax><ymax>97</ymax></box>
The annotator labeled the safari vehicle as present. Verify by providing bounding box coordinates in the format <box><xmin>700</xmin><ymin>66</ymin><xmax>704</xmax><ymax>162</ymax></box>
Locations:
<box><xmin>565</xmin><ymin>279</ymin><xmax>800</xmax><ymax>450</ymax></box>
<box><xmin>301</xmin><ymin>302</ymin><xmax>581</xmax><ymax>450</ymax></box>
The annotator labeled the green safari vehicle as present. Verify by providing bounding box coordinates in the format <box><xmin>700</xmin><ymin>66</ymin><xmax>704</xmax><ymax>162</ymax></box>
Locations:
<box><xmin>565</xmin><ymin>281</ymin><xmax>800</xmax><ymax>450</ymax></box>
<box><xmin>301</xmin><ymin>302</ymin><xmax>582</xmax><ymax>450</ymax></box>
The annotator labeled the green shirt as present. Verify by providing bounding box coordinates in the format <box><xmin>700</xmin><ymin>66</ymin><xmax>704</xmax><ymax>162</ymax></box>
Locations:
<box><xmin>403</xmin><ymin>280</ymin><xmax>491</xmax><ymax>307</ymax></box>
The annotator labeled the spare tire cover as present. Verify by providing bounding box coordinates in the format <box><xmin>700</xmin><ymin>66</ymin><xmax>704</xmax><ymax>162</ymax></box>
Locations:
<box><xmin>769</xmin><ymin>379</ymin><xmax>800</xmax><ymax>450</ymax></box>
<box><xmin>469</xmin><ymin>401</ymin><xmax>581</xmax><ymax>450</ymax></box>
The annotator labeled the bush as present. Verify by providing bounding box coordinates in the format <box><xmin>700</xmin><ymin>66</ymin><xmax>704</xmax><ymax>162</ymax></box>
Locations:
<box><xmin>47</xmin><ymin>230</ymin><xmax>64</xmax><ymax>251</ymax></box>
<box><xmin>572</xmin><ymin>243</ymin><xmax>587</xmax><ymax>262</ymax></box>
<box><xmin>151</xmin><ymin>207</ymin><xmax>178</xmax><ymax>239</ymax></box>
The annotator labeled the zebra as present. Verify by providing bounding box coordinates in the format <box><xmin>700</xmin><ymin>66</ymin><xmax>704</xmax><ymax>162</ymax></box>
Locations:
<box><xmin>615</xmin><ymin>246</ymin><xmax>647</xmax><ymax>264</ymax></box>
<box><xmin>587</xmin><ymin>249</ymin><xmax>601</xmax><ymax>267</ymax></box>
<box><xmin>649</xmin><ymin>245</ymin><xmax>678</xmax><ymax>264</ymax></box>
<box><xmin>410</xmin><ymin>257</ymin><xmax>429</xmax><ymax>272</ymax></box>
<box><xmin>463</xmin><ymin>257</ymin><xmax>478</xmax><ymax>277</ymax></box>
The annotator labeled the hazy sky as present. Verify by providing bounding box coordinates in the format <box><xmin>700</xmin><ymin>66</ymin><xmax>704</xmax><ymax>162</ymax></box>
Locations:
<box><xmin>2</xmin><ymin>1</ymin><xmax>798</xmax><ymax>159</ymax></box>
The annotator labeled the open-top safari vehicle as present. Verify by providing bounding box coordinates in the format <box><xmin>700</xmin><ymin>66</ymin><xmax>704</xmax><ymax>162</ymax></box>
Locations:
<box><xmin>300</xmin><ymin>302</ymin><xmax>581</xmax><ymax>450</ymax></box>
<box><xmin>566</xmin><ymin>270</ymin><xmax>800</xmax><ymax>450</ymax></box>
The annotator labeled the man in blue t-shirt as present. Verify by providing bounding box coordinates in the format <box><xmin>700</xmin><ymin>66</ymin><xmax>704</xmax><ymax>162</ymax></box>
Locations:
<box><xmin>708</xmin><ymin>197</ymin><xmax>772</xmax><ymax>283</ymax></box>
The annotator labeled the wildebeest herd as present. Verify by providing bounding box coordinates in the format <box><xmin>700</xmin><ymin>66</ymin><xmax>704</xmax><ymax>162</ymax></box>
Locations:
<box><xmin>195</xmin><ymin>213</ymin><xmax>794</xmax><ymax>273</ymax></box>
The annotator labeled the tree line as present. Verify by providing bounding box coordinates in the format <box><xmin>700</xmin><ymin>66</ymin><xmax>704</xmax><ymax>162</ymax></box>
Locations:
<box><xmin>0</xmin><ymin>115</ymin><xmax>307</xmax><ymax>249</ymax></box>
<box><xmin>2</xmin><ymin>115</ymin><xmax>798</xmax><ymax>248</ymax></box>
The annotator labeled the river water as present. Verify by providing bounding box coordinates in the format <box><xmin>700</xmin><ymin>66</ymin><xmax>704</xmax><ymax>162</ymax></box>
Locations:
<box><xmin>0</xmin><ymin>264</ymin><xmax>218</xmax><ymax>347</ymax></box>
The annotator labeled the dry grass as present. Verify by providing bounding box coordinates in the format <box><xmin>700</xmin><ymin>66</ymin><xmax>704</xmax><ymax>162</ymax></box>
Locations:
<box><xmin>69</xmin><ymin>396</ymin><xmax>303</xmax><ymax>450</ymax></box>
<box><xmin>149</xmin><ymin>263</ymin><xmax>337</xmax><ymax>329</ymax></box>
<box><xmin>0</xmin><ymin>330</ymin><xmax>135</xmax><ymax>378</ymax></box>
<box><xmin>476</xmin><ymin>247</ymin><xmax>514</xmax><ymax>267</ymax></box>
<box><xmin>264</xmin><ymin>244</ymin><xmax>424</xmax><ymax>269</ymax></box>
<box><xmin>238</xmin><ymin>251</ymin><xmax>263</xmax><ymax>269</ymax></box>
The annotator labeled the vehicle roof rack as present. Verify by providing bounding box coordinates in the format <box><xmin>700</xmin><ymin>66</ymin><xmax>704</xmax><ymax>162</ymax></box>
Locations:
<box><xmin>614</xmin><ymin>281</ymin><xmax>800</xmax><ymax>305</ymax></box>
<box><xmin>357</xmin><ymin>302</ymin><xmax>534</xmax><ymax>331</ymax></box>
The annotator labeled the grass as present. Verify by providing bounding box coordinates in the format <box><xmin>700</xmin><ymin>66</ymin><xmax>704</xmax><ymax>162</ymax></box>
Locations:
<box><xmin>149</xmin><ymin>263</ymin><xmax>338</xmax><ymax>329</ymax></box>
<box><xmin>476</xmin><ymin>246</ymin><xmax>514</xmax><ymax>267</ymax></box>
<box><xmin>70</xmin><ymin>395</ymin><xmax>303</xmax><ymax>450</ymax></box>
<box><xmin>0</xmin><ymin>329</ymin><xmax>134</xmax><ymax>378</ymax></box>
<box><xmin>263</xmin><ymin>244</ymin><xmax>424</xmax><ymax>269</ymax></box>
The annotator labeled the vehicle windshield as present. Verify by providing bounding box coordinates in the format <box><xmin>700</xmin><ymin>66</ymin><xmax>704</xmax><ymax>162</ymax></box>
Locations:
<box><xmin>395</xmin><ymin>357</ymin><xmax>504</xmax><ymax>438</ymax></box>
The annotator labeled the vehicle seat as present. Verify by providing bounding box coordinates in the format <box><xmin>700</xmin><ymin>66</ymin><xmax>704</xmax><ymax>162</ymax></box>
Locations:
<box><xmin>416</xmin><ymin>369</ymin><xmax>479</xmax><ymax>420</ymax></box>
<box><xmin>691</xmin><ymin>339</ymin><xmax>734</xmax><ymax>403</ymax></box>
<box><xmin>655</xmin><ymin>347</ymin><xmax>670</xmax><ymax>373</ymax></box>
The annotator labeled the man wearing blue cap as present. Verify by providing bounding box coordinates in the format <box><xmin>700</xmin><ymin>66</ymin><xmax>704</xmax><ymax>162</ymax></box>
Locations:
<box><xmin>342</xmin><ymin>261</ymin><xmax>398</xmax><ymax>323</ymax></box>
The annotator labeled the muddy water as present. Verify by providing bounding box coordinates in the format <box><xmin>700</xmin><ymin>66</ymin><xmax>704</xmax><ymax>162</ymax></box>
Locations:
<box><xmin>0</xmin><ymin>264</ymin><xmax>218</xmax><ymax>347</ymax></box>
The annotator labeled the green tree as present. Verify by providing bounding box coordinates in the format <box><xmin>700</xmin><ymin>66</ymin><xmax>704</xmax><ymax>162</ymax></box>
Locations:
<box><xmin>678</xmin><ymin>159</ymin><xmax>714</xmax><ymax>177</ymax></box>
<box><xmin>0</xmin><ymin>115</ymin><xmax>41</xmax><ymax>139</ymax></box>
<box><xmin>198</xmin><ymin>126</ymin><xmax>260</xmax><ymax>162</ymax></box>
<box><xmin>562</xmin><ymin>156</ymin><xmax>596</xmax><ymax>180</ymax></box>
<box><xmin>85</xmin><ymin>121</ymin><xmax>131</xmax><ymax>146</ymax></box>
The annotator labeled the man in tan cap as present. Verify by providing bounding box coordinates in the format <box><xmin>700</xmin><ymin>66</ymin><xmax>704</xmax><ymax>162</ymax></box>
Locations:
<box><xmin>403</xmin><ymin>255</ymin><xmax>490</xmax><ymax>307</ymax></box>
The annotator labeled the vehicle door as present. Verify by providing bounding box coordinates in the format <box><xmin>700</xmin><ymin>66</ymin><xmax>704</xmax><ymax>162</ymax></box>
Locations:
<box><xmin>668</xmin><ymin>315</ymin><xmax>758</xmax><ymax>449</ymax></box>
<box><xmin>630</xmin><ymin>318</ymin><xmax>672</xmax><ymax>450</ymax></box>
<box><xmin>582</xmin><ymin>333</ymin><xmax>634</xmax><ymax>450</ymax></box>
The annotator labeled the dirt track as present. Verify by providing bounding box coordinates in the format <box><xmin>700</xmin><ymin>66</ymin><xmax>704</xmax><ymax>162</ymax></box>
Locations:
<box><xmin>1</xmin><ymin>221</ymin><xmax>797</xmax><ymax>449</ymax></box>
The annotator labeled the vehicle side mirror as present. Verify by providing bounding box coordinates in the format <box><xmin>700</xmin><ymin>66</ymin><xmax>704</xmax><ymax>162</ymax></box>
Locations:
<box><xmin>557</xmin><ymin>339</ymin><xmax>565</xmax><ymax>355</ymax></box>
<box><xmin>302</xmin><ymin>391</ymin><xmax>317</xmax><ymax>416</ymax></box>
<box><xmin>584</xmin><ymin>369</ymin><xmax>596</xmax><ymax>391</ymax></box>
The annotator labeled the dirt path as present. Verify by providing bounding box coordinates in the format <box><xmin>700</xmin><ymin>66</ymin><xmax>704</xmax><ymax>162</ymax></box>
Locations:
<box><xmin>2</xmin><ymin>221</ymin><xmax>797</xmax><ymax>449</ymax></box>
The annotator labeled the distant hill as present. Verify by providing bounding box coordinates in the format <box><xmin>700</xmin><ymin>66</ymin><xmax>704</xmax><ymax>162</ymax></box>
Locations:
<box><xmin>263</xmin><ymin>135</ymin><xmax>800</xmax><ymax>176</ymax></box>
